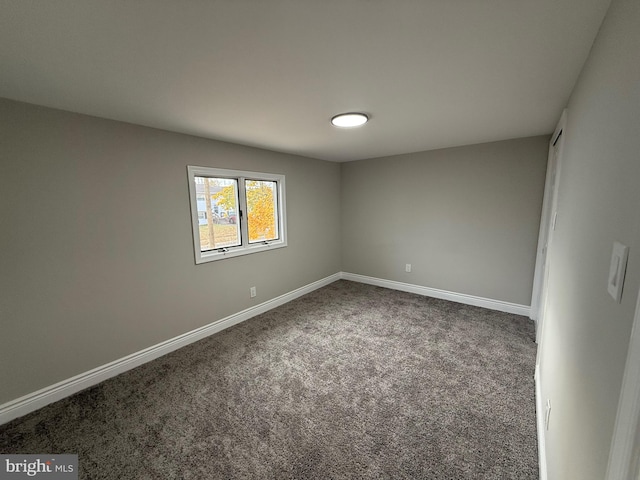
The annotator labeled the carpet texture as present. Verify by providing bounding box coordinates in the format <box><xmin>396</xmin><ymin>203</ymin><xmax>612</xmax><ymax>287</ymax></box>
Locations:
<box><xmin>1</xmin><ymin>280</ymin><xmax>538</xmax><ymax>479</ymax></box>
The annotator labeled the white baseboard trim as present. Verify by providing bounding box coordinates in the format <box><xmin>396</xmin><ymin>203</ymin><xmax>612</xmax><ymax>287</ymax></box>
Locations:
<box><xmin>0</xmin><ymin>273</ymin><xmax>342</xmax><ymax>426</ymax></box>
<box><xmin>535</xmin><ymin>365</ymin><xmax>548</xmax><ymax>480</ymax></box>
<box><xmin>341</xmin><ymin>272</ymin><xmax>531</xmax><ymax>316</ymax></box>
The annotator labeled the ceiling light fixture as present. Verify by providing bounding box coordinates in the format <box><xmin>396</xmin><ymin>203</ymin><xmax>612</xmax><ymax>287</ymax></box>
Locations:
<box><xmin>331</xmin><ymin>112</ymin><xmax>369</xmax><ymax>128</ymax></box>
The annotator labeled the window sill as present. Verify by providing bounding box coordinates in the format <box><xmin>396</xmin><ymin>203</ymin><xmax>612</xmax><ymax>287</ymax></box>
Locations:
<box><xmin>195</xmin><ymin>240</ymin><xmax>287</xmax><ymax>264</ymax></box>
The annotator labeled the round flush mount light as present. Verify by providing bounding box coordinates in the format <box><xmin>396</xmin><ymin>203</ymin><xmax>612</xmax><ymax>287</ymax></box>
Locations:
<box><xmin>331</xmin><ymin>112</ymin><xmax>369</xmax><ymax>128</ymax></box>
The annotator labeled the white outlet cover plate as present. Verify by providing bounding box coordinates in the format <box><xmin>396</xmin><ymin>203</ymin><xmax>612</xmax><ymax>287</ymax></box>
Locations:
<box><xmin>608</xmin><ymin>241</ymin><xmax>629</xmax><ymax>303</ymax></box>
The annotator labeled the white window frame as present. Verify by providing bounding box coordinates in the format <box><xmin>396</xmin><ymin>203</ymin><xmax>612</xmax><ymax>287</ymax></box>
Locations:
<box><xmin>187</xmin><ymin>166</ymin><xmax>287</xmax><ymax>264</ymax></box>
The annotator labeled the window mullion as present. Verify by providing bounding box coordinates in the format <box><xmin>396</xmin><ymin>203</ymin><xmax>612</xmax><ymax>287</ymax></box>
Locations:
<box><xmin>237</xmin><ymin>177</ymin><xmax>249</xmax><ymax>247</ymax></box>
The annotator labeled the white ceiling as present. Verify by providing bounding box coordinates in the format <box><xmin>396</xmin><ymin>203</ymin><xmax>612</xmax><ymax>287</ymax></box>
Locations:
<box><xmin>0</xmin><ymin>0</ymin><xmax>610</xmax><ymax>162</ymax></box>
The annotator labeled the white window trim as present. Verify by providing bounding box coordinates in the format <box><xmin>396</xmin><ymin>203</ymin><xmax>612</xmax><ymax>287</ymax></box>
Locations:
<box><xmin>187</xmin><ymin>166</ymin><xmax>287</xmax><ymax>264</ymax></box>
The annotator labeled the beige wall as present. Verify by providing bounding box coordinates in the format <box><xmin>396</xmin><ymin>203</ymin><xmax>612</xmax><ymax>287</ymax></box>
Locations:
<box><xmin>538</xmin><ymin>0</ymin><xmax>640</xmax><ymax>478</ymax></box>
<box><xmin>341</xmin><ymin>136</ymin><xmax>549</xmax><ymax>306</ymax></box>
<box><xmin>0</xmin><ymin>99</ymin><xmax>342</xmax><ymax>405</ymax></box>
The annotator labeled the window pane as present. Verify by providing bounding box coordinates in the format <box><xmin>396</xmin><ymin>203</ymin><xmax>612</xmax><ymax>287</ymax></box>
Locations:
<box><xmin>195</xmin><ymin>176</ymin><xmax>241</xmax><ymax>251</ymax></box>
<box><xmin>245</xmin><ymin>180</ymin><xmax>279</xmax><ymax>243</ymax></box>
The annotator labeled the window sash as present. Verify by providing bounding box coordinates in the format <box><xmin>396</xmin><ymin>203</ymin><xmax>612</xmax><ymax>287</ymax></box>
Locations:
<box><xmin>245</xmin><ymin>179</ymin><xmax>280</xmax><ymax>244</ymax></box>
<box><xmin>197</xmin><ymin>176</ymin><xmax>241</xmax><ymax>252</ymax></box>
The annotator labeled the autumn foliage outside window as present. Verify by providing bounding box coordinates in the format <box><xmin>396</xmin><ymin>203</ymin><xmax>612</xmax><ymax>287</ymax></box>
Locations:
<box><xmin>245</xmin><ymin>180</ymin><xmax>278</xmax><ymax>243</ymax></box>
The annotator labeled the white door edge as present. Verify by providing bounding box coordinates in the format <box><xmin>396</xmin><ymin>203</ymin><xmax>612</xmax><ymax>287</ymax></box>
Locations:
<box><xmin>606</xmin><ymin>287</ymin><xmax>640</xmax><ymax>480</ymax></box>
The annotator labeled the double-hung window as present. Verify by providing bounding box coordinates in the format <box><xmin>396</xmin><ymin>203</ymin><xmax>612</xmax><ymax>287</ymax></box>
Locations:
<box><xmin>187</xmin><ymin>166</ymin><xmax>287</xmax><ymax>264</ymax></box>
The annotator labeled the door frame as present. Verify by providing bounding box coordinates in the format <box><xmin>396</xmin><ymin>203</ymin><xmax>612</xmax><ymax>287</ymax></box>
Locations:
<box><xmin>606</xmin><ymin>287</ymin><xmax>640</xmax><ymax>480</ymax></box>
<box><xmin>531</xmin><ymin>109</ymin><xmax>567</xmax><ymax>344</ymax></box>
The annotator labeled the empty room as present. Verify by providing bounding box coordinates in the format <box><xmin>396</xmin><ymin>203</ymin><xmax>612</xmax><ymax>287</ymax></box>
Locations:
<box><xmin>1</xmin><ymin>1</ymin><xmax>639</xmax><ymax>479</ymax></box>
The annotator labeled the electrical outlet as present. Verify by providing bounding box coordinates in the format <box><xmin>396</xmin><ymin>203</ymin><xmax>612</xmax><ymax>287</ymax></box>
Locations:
<box><xmin>405</xmin><ymin>264</ymin><xmax>412</xmax><ymax>273</ymax></box>
<box><xmin>545</xmin><ymin>399</ymin><xmax>551</xmax><ymax>430</ymax></box>
<box><xmin>250</xmin><ymin>286</ymin><xmax>256</xmax><ymax>298</ymax></box>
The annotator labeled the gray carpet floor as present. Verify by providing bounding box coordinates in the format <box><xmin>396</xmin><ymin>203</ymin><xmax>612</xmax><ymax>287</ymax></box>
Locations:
<box><xmin>0</xmin><ymin>280</ymin><xmax>538</xmax><ymax>479</ymax></box>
